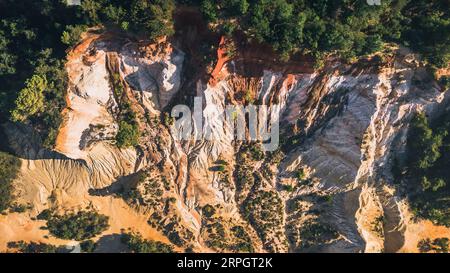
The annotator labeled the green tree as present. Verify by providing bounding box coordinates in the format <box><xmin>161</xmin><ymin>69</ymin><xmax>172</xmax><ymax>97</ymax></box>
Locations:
<box><xmin>201</xmin><ymin>0</ymin><xmax>218</xmax><ymax>22</ymax></box>
<box><xmin>202</xmin><ymin>204</ymin><xmax>216</xmax><ymax>218</ymax></box>
<box><xmin>7</xmin><ymin>241</ymin><xmax>61</xmax><ymax>253</ymax></box>
<box><xmin>0</xmin><ymin>152</ymin><xmax>21</xmax><ymax>212</ymax></box>
<box><xmin>401</xmin><ymin>110</ymin><xmax>450</xmax><ymax>227</ymax></box>
<box><xmin>46</xmin><ymin>211</ymin><xmax>109</xmax><ymax>241</ymax></box>
<box><xmin>362</xmin><ymin>34</ymin><xmax>383</xmax><ymax>55</ymax></box>
<box><xmin>121</xmin><ymin>232</ymin><xmax>173</xmax><ymax>253</ymax></box>
<box><xmin>61</xmin><ymin>25</ymin><xmax>87</xmax><ymax>46</ymax></box>
<box><xmin>80</xmin><ymin>0</ymin><xmax>104</xmax><ymax>24</ymax></box>
<box><xmin>10</xmin><ymin>74</ymin><xmax>47</xmax><ymax>122</ymax></box>
<box><xmin>407</xmin><ymin>112</ymin><xmax>443</xmax><ymax>170</ymax></box>
<box><xmin>0</xmin><ymin>29</ymin><xmax>17</xmax><ymax>75</ymax></box>
<box><xmin>103</xmin><ymin>4</ymin><xmax>126</xmax><ymax>24</ymax></box>
<box><xmin>130</xmin><ymin>0</ymin><xmax>175</xmax><ymax>41</ymax></box>
<box><xmin>80</xmin><ymin>240</ymin><xmax>97</xmax><ymax>253</ymax></box>
<box><xmin>116</xmin><ymin>121</ymin><xmax>140</xmax><ymax>148</ymax></box>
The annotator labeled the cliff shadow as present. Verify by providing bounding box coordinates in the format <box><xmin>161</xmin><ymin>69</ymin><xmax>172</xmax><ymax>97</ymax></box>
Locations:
<box><xmin>0</xmin><ymin>122</ymin><xmax>87</xmax><ymax>163</ymax></box>
<box><xmin>88</xmin><ymin>171</ymin><xmax>142</xmax><ymax>197</ymax></box>
<box><xmin>94</xmin><ymin>234</ymin><xmax>129</xmax><ymax>253</ymax></box>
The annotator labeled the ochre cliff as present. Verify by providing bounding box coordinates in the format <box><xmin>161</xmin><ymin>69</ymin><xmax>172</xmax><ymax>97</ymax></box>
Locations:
<box><xmin>1</xmin><ymin>32</ymin><xmax>449</xmax><ymax>253</ymax></box>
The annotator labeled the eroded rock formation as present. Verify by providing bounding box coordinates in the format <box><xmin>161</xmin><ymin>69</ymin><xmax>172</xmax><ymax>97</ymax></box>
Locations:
<box><xmin>1</xmin><ymin>32</ymin><xmax>449</xmax><ymax>253</ymax></box>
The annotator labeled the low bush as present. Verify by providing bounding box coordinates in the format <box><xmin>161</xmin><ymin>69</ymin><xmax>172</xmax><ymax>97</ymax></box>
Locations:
<box><xmin>46</xmin><ymin>211</ymin><xmax>109</xmax><ymax>241</ymax></box>
<box><xmin>0</xmin><ymin>151</ymin><xmax>21</xmax><ymax>212</ymax></box>
<box><xmin>121</xmin><ymin>232</ymin><xmax>173</xmax><ymax>253</ymax></box>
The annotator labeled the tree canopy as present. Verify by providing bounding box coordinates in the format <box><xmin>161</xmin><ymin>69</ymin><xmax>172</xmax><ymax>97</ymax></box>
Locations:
<box><xmin>121</xmin><ymin>232</ymin><xmax>174</xmax><ymax>253</ymax></box>
<box><xmin>199</xmin><ymin>0</ymin><xmax>449</xmax><ymax>66</ymax></box>
<box><xmin>400</xmin><ymin>111</ymin><xmax>450</xmax><ymax>227</ymax></box>
<box><xmin>10</xmin><ymin>75</ymin><xmax>47</xmax><ymax>122</ymax></box>
<box><xmin>46</xmin><ymin>210</ymin><xmax>110</xmax><ymax>241</ymax></box>
<box><xmin>0</xmin><ymin>152</ymin><xmax>21</xmax><ymax>212</ymax></box>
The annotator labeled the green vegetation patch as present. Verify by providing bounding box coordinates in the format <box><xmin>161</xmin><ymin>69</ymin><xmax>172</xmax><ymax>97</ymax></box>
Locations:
<box><xmin>46</xmin><ymin>210</ymin><xmax>110</xmax><ymax>241</ymax></box>
<box><xmin>80</xmin><ymin>239</ymin><xmax>97</xmax><ymax>253</ymax></box>
<box><xmin>418</xmin><ymin>237</ymin><xmax>449</xmax><ymax>253</ymax></box>
<box><xmin>299</xmin><ymin>219</ymin><xmax>339</xmax><ymax>249</ymax></box>
<box><xmin>200</xmin><ymin>204</ymin><xmax>255</xmax><ymax>253</ymax></box>
<box><xmin>112</xmin><ymin>72</ymin><xmax>140</xmax><ymax>149</ymax></box>
<box><xmin>0</xmin><ymin>151</ymin><xmax>21</xmax><ymax>212</ymax></box>
<box><xmin>243</xmin><ymin>190</ymin><xmax>283</xmax><ymax>244</ymax></box>
<box><xmin>199</xmin><ymin>0</ymin><xmax>449</xmax><ymax>67</ymax></box>
<box><xmin>61</xmin><ymin>25</ymin><xmax>87</xmax><ymax>47</ymax></box>
<box><xmin>116</xmin><ymin>120</ymin><xmax>140</xmax><ymax>148</ymax></box>
<box><xmin>7</xmin><ymin>241</ymin><xmax>63</xmax><ymax>253</ymax></box>
<box><xmin>121</xmin><ymin>232</ymin><xmax>174</xmax><ymax>253</ymax></box>
<box><xmin>400</xmin><ymin>112</ymin><xmax>450</xmax><ymax>226</ymax></box>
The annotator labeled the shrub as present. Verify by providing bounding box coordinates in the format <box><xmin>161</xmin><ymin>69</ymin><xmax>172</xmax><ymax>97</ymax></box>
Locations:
<box><xmin>202</xmin><ymin>204</ymin><xmax>216</xmax><ymax>218</ymax></box>
<box><xmin>215</xmin><ymin>159</ymin><xmax>228</xmax><ymax>166</ymax></box>
<box><xmin>37</xmin><ymin>209</ymin><xmax>52</xmax><ymax>221</ymax></box>
<box><xmin>162</xmin><ymin>112</ymin><xmax>174</xmax><ymax>127</ymax></box>
<box><xmin>249</xmin><ymin>143</ymin><xmax>264</xmax><ymax>161</ymax></box>
<box><xmin>230</xmin><ymin>225</ymin><xmax>253</xmax><ymax>252</ymax></box>
<box><xmin>418</xmin><ymin>238</ymin><xmax>449</xmax><ymax>253</ymax></box>
<box><xmin>299</xmin><ymin>220</ymin><xmax>339</xmax><ymax>249</ymax></box>
<box><xmin>216</xmin><ymin>165</ymin><xmax>225</xmax><ymax>172</ymax></box>
<box><xmin>80</xmin><ymin>240</ymin><xmax>97</xmax><ymax>253</ymax></box>
<box><xmin>9</xmin><ymin>203</ymin><xmax>29</xmax><ymax>213</ymax></box>
<box><xmin>7</xmin><ymin>241</ymin><xmax>62</xmax><ymax>253</ymax></box>
<box><xmin>116</xmin><ymin>120</ymin><xmax>140</xmax><ymax>148</ymax></box>
<box><xmin>46</xmin><ymin>211</ymin><xmax>109</xmax><ymax>241</ymax></box>
<box><xmin>402</xmin><ymin>111</ymin><xmax>450</xmax><ymax>226</ymax></box>
<box><xmin>61</xmin><ymin>25</ymin><xmax>87</xmax><ymax>46</ymax></box>
<box><xmin>121</xmin><ymin>232</ymin><xmax>173</xmax><ymax>253</ymax></box>
<box><xmin>243</xmin><ymin>190</ymin><xmax>283</xmax><ymax>243</ymax></box>
<box><xmin>295</xmin><ymin>169</ymin><xmax>306</xmax><ymax>181</ymax></box>
<box><xmin>283</xmin><ymin>184</ymin><xmax>294</xmax><ymax>192</ymax></box>
<box><xmin>0</xmin><ymin>151</ymin><xmax>21</xmax><ymax>212</ymax></box>
<box><xmin>10</xmin><ymin>74</ymin><xmax>47</xmax><ymax>122</ymax></box>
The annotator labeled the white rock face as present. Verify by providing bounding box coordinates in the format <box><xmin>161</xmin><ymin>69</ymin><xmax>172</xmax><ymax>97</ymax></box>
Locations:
<box><xmin>55</xmin><ymin>38</ymin><xmax>185</xmax><ymax>160</ymax></box>
<box><xmin>56</xmin><ymin>48</ymin><xmax>114</xmax><ymax>159</ymax></box>
<box><xmin>120</xmin><ymin>44</ymin><xmax>185</xmax><ymax>111</ymax></box>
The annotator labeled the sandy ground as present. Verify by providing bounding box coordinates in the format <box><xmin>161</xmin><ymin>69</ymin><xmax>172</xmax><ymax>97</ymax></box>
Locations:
<box><xmin>0</xmin><ymin>195</ymin><xmax>173</xmax><ymax>252</ymax></box>
<box><xmin>400</xmin><ymin>220</ymin><xmax>450</xmax><ymax>253</ymax></box>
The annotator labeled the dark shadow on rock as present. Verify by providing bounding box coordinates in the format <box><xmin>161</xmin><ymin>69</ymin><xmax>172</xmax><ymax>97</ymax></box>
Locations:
<box><xmin>124</xmin><ymin>70</ymin><xmax>145</xmax><ymax>91</ymax></box>
<box><xmin>208</xmin><ymin>165</ymin><xmax>224</xmax><ymax>172</ymax></box>
<box><xmin>94</xmin><ymin>234</ymin><xmax>130</xmax><ymax>253</ymax></box>
<box><xmin>123</xmin><ymin>62</ymin><xmax>161</xmax><ymax>92</ymax></box>
<box><xmin>0</xmin><ymin>122</ymin><xmax>87</xmax><ymax>165</ymax></box>
<box><xmin>88</xmin><ymin>171</ymin><xmax>142</xmax><ymax>197</ymax></box>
